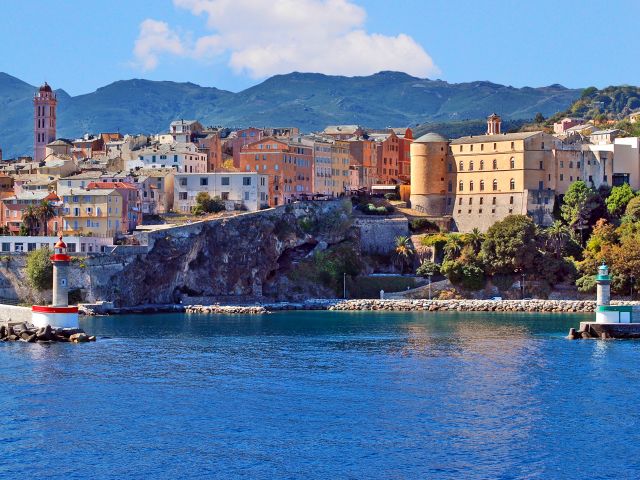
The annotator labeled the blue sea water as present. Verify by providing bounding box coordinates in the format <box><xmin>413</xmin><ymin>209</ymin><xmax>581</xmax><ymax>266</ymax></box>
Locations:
<box><xmin>0</xmin><ymin>311</ymin><xmax>639</xmax><ymax>479</ymax></box>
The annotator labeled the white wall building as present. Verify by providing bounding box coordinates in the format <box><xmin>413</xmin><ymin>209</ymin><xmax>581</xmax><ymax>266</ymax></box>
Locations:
<box><xmin>169</xmin><ymin>120</ymin><xmax>203</xmax><ymax>143</ymax></box>
<box><xmin>127</xmin><ymin>142</ymin><xmax>207</xmax><ymax>173</ymax></box>
<box><xmin>613</xmin><ymin>137</ymin><xmax>640</xmax><ymax>189</ymax></box>
<box><xmin>174</xmin><ymin>172</ymin><xmax>269</xmax><ymax>213</ymax></box>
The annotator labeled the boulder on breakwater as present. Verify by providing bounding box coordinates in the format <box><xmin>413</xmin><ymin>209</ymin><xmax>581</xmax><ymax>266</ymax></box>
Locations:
<box><xmin>0</xmin><ymin>324</ymin><xmax>95</xmax><ymax>343</ymax></box>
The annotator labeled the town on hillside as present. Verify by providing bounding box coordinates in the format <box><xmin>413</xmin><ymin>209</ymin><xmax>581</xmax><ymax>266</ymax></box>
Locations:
<box><xmin>0</xmin><ymin>81</ymin><xmax>639</xmax><ymax>256</ymax></box>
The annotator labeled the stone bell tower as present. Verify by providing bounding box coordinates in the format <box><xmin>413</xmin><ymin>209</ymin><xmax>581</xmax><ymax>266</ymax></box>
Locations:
<box><xmin>487</xmin><ymin>113</ymin><xmax>501</xmax><ymax>135</ymax></box>
<box><xmin>34</xmin><ymin>82</ymin><xmax>57</xmax><ymax>162</ymax></box>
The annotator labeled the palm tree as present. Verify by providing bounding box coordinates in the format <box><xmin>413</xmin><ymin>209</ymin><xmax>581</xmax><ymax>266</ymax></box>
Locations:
<box><xmin>545</xmin><ymin>220</ymin><xmax>570</xmax><ymax>258</ymax></box>
<box><xmin>394</xmin><ymin>235</ymin><xmax>415</xmax><ymax>273</ymax></box>
<box><xmin>443</xmin><ymin>235</ymin><xmax>464</xmax><ymax>260</ymax></box>
<box><xmin>466</xmin><ymin>228</ymin><xmax>484</xmax><ymax>254</ymax></box>
<box><xmin>22</xmin><ymin>206</ymin><xmax>38</xmax><ymax>236</ymax></box>
<box><xmin>35</xmin><ymin>200</ymin><xmax>56</xmax><ymax>236</ymax></box>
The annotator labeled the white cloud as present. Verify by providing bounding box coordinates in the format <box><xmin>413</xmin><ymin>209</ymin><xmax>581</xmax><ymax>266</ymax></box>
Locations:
<box><xmin>133</xmin><ymin>19</ymin><xmax>185</xmax><ymax>70</ymax></box>
<box><xmin>132</xmin><ymin>0</ymin><xmax>439</xmax><ymax>78</ymax></box>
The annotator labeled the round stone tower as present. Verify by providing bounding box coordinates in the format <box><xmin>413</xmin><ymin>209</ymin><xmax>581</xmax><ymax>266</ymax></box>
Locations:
<box><xmin>409</xmin><ymin>132</ymin><xmax>449</xmax><ymax>215</ymax></box>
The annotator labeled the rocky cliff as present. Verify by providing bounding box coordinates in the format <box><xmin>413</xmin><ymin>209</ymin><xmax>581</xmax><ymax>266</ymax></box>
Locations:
<box><xmin>88</xmin><ymin>200</ymin><xmax>356</xmax><ymax>306</ymax></box>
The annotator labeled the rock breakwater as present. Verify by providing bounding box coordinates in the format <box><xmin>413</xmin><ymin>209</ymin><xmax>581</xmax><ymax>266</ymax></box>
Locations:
<box><xmin>0</xmin><ymin>324</ymin><xmax>95</xmax><ymax>343</ymax></box>
<box><xmin>328</xmin><ymin>299</ymin><xmax>601</xmax><ymax>312</ymax></box>
<box><xmin>185</xmin><ymin>305</ymin><xmax>268</xmax><ymax>315</ymax></box>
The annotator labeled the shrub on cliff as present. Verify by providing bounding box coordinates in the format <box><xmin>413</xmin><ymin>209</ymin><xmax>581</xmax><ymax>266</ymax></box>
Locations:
<box><xmin>25</xmin><ymin>248</ymin><xmax>53</xmax><ymax>291</ymax></box>
<box><xmin>482</xmin><ymin>215</ymin><xmax>539</xmax><ymax>275</ymax></box>
<box><xmin>192</xmin><ymin>192</ymin><xmax>225</xmax><ymax>215</ymax></box>
<box><xmin>416</xmin><ymin>260</ymin><xmax>440</xmax><ymax>277</ymax></box>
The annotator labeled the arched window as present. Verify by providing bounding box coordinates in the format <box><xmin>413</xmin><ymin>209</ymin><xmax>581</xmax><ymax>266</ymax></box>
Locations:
<box><xmin>493</xmin><ymin>179</ymin><xmax>498</xmax><ymax>191</ymax></box>
<box><xmin>510</xmin><ymin>178</ymin><xmax>515</xmax><ymax>190</ymax></box>
<box><xmin>493</xmin><ymin>159</ymin><xmax>498</xmax><ymax>169</ymax></box>
<box><xmin>480</xmin><ymin>159</ymin><xmax>484</xmax><ymax>170</ymax></box>
<box><xmin>480</xmin><ymin>180</ymin><xmax>485</xmax><ymax>191</ymax></box>
<box><xmin>459</xmin><ymin>161</ymin><xmax>464</xmax><ymax>171</ymax></box>
<box><xmin>459</xmin><ymin>180</ymin><xmax>464</xmax><ymax>192</ymax></box>
<box><xmin>448</xmin><ymin>180</ymin><xmax>452</xmax><ymax>192</ymax></box>
<box><xmin>510</xmin><ymin>157</ymin><xmax>515</xmax><ymax>169</ymax></box>
<box><xmin>469</xmin><ymin>180</ymin><xmax>474</xmax><ymax>191</ymax></box>
<box><xmin>469</xmin><ymin>161</ymin><xmax>474</xmax><ymax>171</ymax></box>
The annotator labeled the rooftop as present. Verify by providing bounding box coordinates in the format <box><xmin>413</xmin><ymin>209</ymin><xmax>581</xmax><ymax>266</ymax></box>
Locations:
<box><xmin>414</xmin><ymin>132</ymin><xmax>448</xmax><ymax>143</ymax></box>
<box><xmin>450</xmin><ymin>131</ymin><xmax>543</xmax><ymax>145</ymax></box>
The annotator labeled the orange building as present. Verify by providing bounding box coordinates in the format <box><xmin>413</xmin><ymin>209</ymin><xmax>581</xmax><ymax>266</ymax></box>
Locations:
<box><xmin>0</xmin><ymin>191</ymin><xmax>62</xmax><ymax>235</ymax></box>
<box><xmin>348</xmin><ymin>138</ymin><xmax>378</xmax><ymax>191</ymax></box>
<box><xmin>372</xmin><ymin>131</ymin><xmax>400</xmax><ymax>184</ymax></box>
<box><xmin>239</xmin><ymin>137</ymin><xmax>293</xmax><ymax>206</ymax></box>
<box><xmin>397</xmin><ymin>128</ymin><xmax>413</xmax><ymax>183</ymax></box>
<box><xmin>195</xmin><ymin>132</ymin><xmax>223</xmax><ymax>172</ymax></box>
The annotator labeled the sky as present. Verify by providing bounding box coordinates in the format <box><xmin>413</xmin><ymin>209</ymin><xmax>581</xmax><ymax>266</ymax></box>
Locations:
<box><xmin>1</xmin><ymin>0</ymin><xmax>638</xmax><ymax>96</ymax></box>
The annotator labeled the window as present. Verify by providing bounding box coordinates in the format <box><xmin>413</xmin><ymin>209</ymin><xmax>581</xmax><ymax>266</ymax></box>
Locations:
<box><xmin>1</xmin><ymin>243</ymin><xmax>9</xmax><ymax>252</ymax></box>
<box><xmin>460</xmin><ymin>146</ymin><xmax>463</xmax><ymax>152</ymax></box>
<box><xmin>492</xmin><ymin>197</ymin><xmax>496</xmax><ymax>205</ymax></box>
<box><xmin>480</xmin><ymin>197</ymin><xmax>484</xmax><ymax>205</ymax></box>
<box><xmin>510</xmin><ymin>157</ymin><xmax>515</xmax><ymax>169</ymax></box>
<box><xmin>14</xmin><ymin>243</ymin><xmax>23</xmax><ymax>252</ymax></box>
<box><xmin>569</xmin><ymin>161</ymin><xmax>573</xmax><ymax>168</ymax></box>
<box><xmin>470</xmin><ymin>145</ymin><xmax>474</xmax><ymax>152</ymax></box>
<box><xmin>469</xmin><ymin>161</ymin><xmax>474</xmax><ymax>171</ymax></box>
<box><xmin>221</xmin><ymin>192</ymin><xmax>229</xmax><ymax>200</ymax></box>
<box><xmin>493</xmin><ymin>159</ymin><xmax>497</xmax><ymax>169</ymax></box>
<box><xmin>480</xmin><ymin>159</ymin><xmax>484</xmax><ymax>170</ymax></box>
<box><xmin>459</xmin><ymin>161</ymin><xmax>464</xmax><ymax>171</ymax></box>
<box><xmin>469</xmin><ymin>198</ymin><xmax>473</xmax><ymax>205</ymax></box>
<box><xmin>539</xmin><ymin>161</ymin><xmax>543</xmax><ymax>170</ymax></box>
<box><xmin>480</xmin><ymin>180</ymin><xmax>485</xmax><ymax>191</ymax></box>
<box><xmin>510</xmin><ymin>196</ymin><xmax>514</xmax><ymax>205</ymax></box>
<box><xmin>459</xmin><ymin>181</ymin><xmax>463</xmax><ymax>192</ymax></box>
<box><xmin>493</xmin><ymin>180</ymin><xmax>498</xmax><ymax>191</ymax></box>
<box><xmin>447</xmin><ymin>198</ymin><xmax>452</xmax><ymax>206</ymax></box>
<box><xmin>577</xmin><ymin>162</ymin><xmax>581</xmax><ymax>168</ymax></box>
<box><xmin>469</xmin><ymin>180</ymin><xmax>474</xmax><ymax>191</ymax></box>
<box><xmin>242</xmin><ymin>177</ymin><xmax>251</xmax><ymax>186</ymax></box>
<box><xmin>221</xmin><ymin>177</ymin><xmax>230</xmax><ymax>186</ymax></box>
<box><xmin>541</xmin><ymin>142</ymin><xmax>545</xmax><ymax>150</ymax></box>
<box><xmin>447</xmin><ymin>180</ymin><xmax>452</xmax><ymax>192</ymax></box>
<box><xmin>560</xmin><ymin>174</ymin><xmax>564</xmax><ymax>181</ymax></box>
<box><xmin>200</xmin><ymin>178</ymin><xmax>208</xmax><ymax>186</ymax></box>
<box><xmin>179</xmin><ymin>178</ymin><xmax>187</xmax><ymax>186</ymax></box>
<box><xmin>178</xmin><ymin>192</ymin><xmax>187</xmax><ymax>200</ymax></box>
<box><xmin>539</xmin><ymin>181</ymin><xmax>544</xmax><ymax>190</ymax></box>
<box><xmin>448</xmin><ymin>163</ymin><xmax>453</xmax><ymax>172</ymax></box>
<box><xmin>480</xmin><ymin>144</ymin><xmax>484</xmax><ymax>151</ymax></box>
<box><xmin>511</xmin><ymin>142</ymin><xmax>515</xmax><ymax>149</ymax></box>
<box><xmin>510</xmin><ymin>179</ymin><xmax>515</xmax><ymax>190</ymax></box>
<box><xmin>458</xmin><ymin>198</ymin><xmax>462</xmax><ymax>205</ymax></box>
<box><xmin>244</xmin><ymin>191</ymin><xmax>250</xmax><ymax>201</ymax></box>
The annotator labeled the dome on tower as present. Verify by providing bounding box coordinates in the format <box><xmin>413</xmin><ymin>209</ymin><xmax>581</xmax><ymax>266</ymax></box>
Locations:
<box><xmin>39</xmin><ymin>82</ymin><xmax>52</xmax><ymax>93</ymax></box>
<box><xmin>54</xmin><ymin>236</ymin><xmax>67</xmax><ymax>249</ymax></box>
<box><xmin>414</xmin><ymin>132</ymin><xmax>447</xmax><ymax>143</ymax></box>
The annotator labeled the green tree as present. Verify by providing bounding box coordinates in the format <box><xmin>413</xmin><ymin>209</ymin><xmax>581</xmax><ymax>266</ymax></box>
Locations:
<box><xmin>465</xmin><ymin>228</ymin><xmax>484</xmax><ymax>254</ymax></box>
<box><xmin>544</xmin><ymin>220</ymin><xmax>570</xmax><ymax>259</ymax></box>
<box><xmin>416</xmin><ymin>260</ymin><xmax>440</xmax><ymax>277</ymax></box>
<box><xmin>22</xmin><ymin>206</ymin><xmax>38</xmax><ymax>236</ymax></box>
<box><xmin>192</xmin><ymin>192</ymin><xmax>225</xmax><ymax>215</ymax></box>
<box><xmin>25</xmin><ymin>248</ymin><xmax>53</xmax><ymax>291</ymax></box>
<box><xmin>394</xmin><ymin>235</ymin><xmax>415</xmax><ymax>273</ymax></box>
<box><xmin>623</xmin><ymin>196</ymin><xmax>640</xmax><ymax>223</ymax></box>
<box><xmin>560</xmin><ymin>180</ymin><xmax>607</xmax><ymax>242</ymax></box>
<box><xmin>35</xmin><ymin>200</ymin><xmax>56</xmax><ymax>236</ymax></box>
<box><xmin>605</xmin><ymin>183</ymin><xmax>635</xmax><ymax>218</ymax></box>
<box><xmin>443</xmin><ymin>235</ymin><xmax>465</xmax><ymax>261</ymax></box>
<box><xmin>534</xmin><ymin>112</ymin><xmax>545</xmax><ymax>124</ymax></box>
<box><xmin>481</xmin><ymin>215</ymin><xmax>539</xmax><ymax>275</ymax></box>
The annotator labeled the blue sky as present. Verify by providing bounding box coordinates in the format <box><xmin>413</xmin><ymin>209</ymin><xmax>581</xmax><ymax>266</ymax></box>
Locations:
<box><xmin>1</xmin><ymin>0</ymin><xmax>638</xmax><ymax>96</ymax></box>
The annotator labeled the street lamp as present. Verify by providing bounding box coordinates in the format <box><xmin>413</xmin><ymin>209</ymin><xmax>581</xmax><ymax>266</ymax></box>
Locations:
<box><xmin>427</xmin><ymin>273</ymin><xmax>433</xmax><ymax>300</ymax></box>
<box><xmin>521</xmin><ymin>273</ymin><xmax>526</xmax><ymax>300</ymax></box>
<box><xmin>343</xmin><ymin>272</ymin><xmax>347</xmax><ymax>299</ymax></box>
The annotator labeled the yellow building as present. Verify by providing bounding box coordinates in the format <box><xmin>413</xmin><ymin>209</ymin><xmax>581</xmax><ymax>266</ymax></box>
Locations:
<box><xmin>331</xmin><ymin>139</ymin><xmax>351</xmax><ymax>196</ymax></box>
<box><xmin>62</xmin><ymin>188</ymin><xmax>124</xmax><ymax>237</ymax></box>
<box><xmin>410</xmin><ymin>115</ymin><xmax>558</xmax><ymax>232</ymax></box>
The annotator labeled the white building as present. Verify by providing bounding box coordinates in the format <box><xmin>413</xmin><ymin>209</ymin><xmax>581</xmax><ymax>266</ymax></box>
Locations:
<box><xmin>169</xmin><ymin>120</ymin><xmax>203</xmax><ymax>143</ymax></box>
<box><xmin>613</xmin><ymin>137</ymin><xmax>640</xmax><ymax>189</ymax></box>
<box><xmin>174</xmin><ymin>172</ymin><xmax>269</xmax><ymax>213</ymax></box>
<box><xmin>128</xmin><ymin>142</ymin><xmax>207</xmax><ymax>173</ymax></box>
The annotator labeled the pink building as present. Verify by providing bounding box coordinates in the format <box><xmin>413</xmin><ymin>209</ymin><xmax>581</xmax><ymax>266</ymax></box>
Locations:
<box><xmin>554</xmin><ymin>118</ymin><xmax>583</xmax><ymax>135</ymax></box>
<box><xmin>34</xmin><ymin>83</ymin><xmax>57</xmax><ymax>162</ymax></box>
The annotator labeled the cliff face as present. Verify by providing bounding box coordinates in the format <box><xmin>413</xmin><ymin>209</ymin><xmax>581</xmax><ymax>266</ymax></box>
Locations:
<box><xmin>88</xmin><ymin>200</ymin><xmax>355</xmax><ymax>306</ymax></box>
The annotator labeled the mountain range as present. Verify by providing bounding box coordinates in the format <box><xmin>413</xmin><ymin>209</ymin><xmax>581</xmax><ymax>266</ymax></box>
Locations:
<box><xmin>0</xmin><ymin>71</ymin><xmax>582</xmax><ymax>157</ymax></box>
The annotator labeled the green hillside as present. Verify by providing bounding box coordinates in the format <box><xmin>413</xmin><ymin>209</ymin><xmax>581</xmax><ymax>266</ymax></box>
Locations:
<box><xmin>0</xmin><ymin>71</ymin><xmax>582</xmax><ymax>157</ymax></box>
